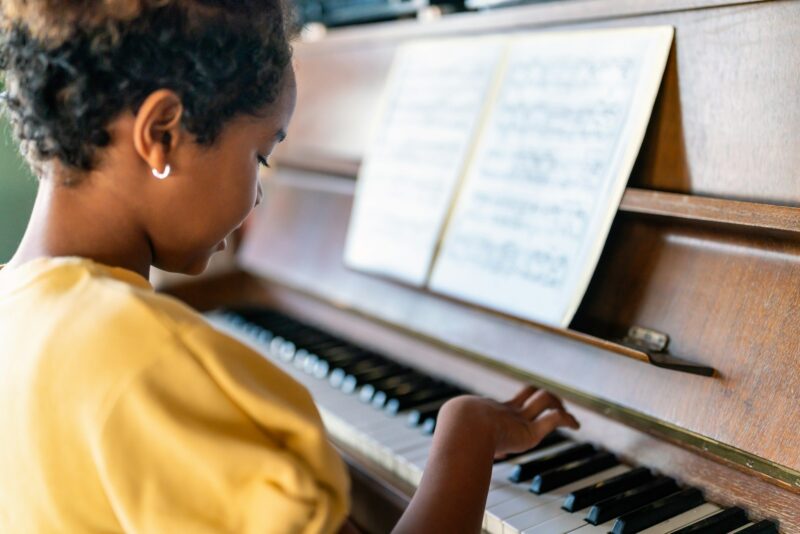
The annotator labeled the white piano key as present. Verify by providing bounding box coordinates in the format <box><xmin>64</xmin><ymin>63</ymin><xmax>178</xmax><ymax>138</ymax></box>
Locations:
<box><xmin>352</xmin><ymin>419</ymin><xmax>428</xmax><ymax>468</ymax></box>
<box><xmin>486</xmin><ymin>488</ymin><xmax>558</xmax><ymax>534</ymax></box>
<box><xmin>389</xmin><ymin>432</ymin><xmax>433</xmax><ymax>455</ymax></box>
<box><xmin>355</xmin><ymin>416</ymin><xmax>409</xmax><ymax>435</ymax></box>
<box><xmin>395</xmin><ymin>442</ymin><xmax>431</xmax><ymax>483</ymax></box>
<box><xmin>374</xmin><ymin>433</ymin><xmax>432</xmax><ymax>471</ymax></box>
<box><xmin>357</xmin><ymin>420</ymin><xmax>398</xmax><ymax>442</ymax></box>
<box><xmin>502</xmin><ymin>465</ymin><xmax>631</xmax><ymax>534</ymax></box>
<box><xmin>363</xmin><ymin>419</ymin><xmax>427</xmax><ymax>443</ymax></box>
<box><xmin>395</xmin><ymin>437</ymin><xmax>431</xmax><ymax>456</ymax></box>
<box><xmin>487</xmin><ymin>486</ymin><xmax>530</xmax><ymax>508</ymax></box>
<box><xmin>352</xmin><ymin>408</ymin><xmax>405</xmax><ymax>429</ymax></box>
<box><xmin>404</xmin><ymin>442</ymin><xmax>432</xmax><ymax>462</ymax></box>
<box><xmin>638</xmin><ymin>503</ymin><xmax>721</xmax><ymax>534</ymax></box>
<box><xmin>567</xmin><ymin>517</ymin><xmax>617</xmax><ymax>533</ymax></box>
<box><xmin>490</xmin><ymin>475</ymin><xmax>513</xmax><ymax>490</ymax></box>
<box><xmin>730</xmin><ymin>523</ymin><xmax>757</xmax><ymax>533</ymax></box>
<box><xmin>404</xmin><ymin>448</ymin><xmax>431</xmax><ymax>482</ymax></box>
<box><xmin>318</xmin><ymin>395</ymin><xmax>387</xmax><ymax>424</ymax></box>
<box><xmin>307</xmin><ymin>386</ymin><xmax>337</xmax><ymax>402</ymax></box>
<box><xmin>519</xmin><ymin>510</ymin><xmax>590</xmax><ymax>534</ymax></box>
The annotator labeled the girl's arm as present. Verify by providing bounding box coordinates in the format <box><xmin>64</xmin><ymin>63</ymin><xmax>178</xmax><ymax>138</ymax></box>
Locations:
<box><xmin>392</xmin><ymin>388</ymin><xmax>579</xmax><ymax>534</ymax></box>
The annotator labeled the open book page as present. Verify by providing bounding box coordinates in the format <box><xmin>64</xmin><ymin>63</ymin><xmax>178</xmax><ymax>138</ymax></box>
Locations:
<box><xmin>429</xmin><ymin>27</ymin><xmax>674</xmax><ymax>327</ymax></box>
<box><xmin>344</xmin><ymin>37</ymin><xmax>506</xmax><ymax>286</ymax></box>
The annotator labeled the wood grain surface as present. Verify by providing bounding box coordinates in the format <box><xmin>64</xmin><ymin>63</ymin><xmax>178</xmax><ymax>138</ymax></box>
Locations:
<box><xmin>620</xmin><ymin>188</ymin><xmax>800</xmax><ymax>237</ymax></box>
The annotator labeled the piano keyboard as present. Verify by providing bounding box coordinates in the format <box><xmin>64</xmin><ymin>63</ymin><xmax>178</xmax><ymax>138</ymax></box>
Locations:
<box><xmin>206</xmin><ymin>308</ymin><xmax>780</xmax><ymax>534</ymax></box>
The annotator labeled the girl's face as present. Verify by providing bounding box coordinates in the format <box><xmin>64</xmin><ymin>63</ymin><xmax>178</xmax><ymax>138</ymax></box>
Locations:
<box><xmin>144</xmin><ymin>68</ymin><xmax>297</xmax><ymax>275</ymax></box>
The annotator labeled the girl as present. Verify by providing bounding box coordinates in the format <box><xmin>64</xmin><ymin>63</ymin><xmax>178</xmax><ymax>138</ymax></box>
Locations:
<box><xmin>0</xmin><ymin>1</ymin><xmax>579</xmax><ymax>532</ymax></box>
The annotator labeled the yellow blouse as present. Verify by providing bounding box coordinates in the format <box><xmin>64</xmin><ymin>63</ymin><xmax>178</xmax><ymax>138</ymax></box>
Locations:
<box><xmin>0</xmin><ymin>257</ymin><xmax>349</xmax><ymax>533</ymax></box>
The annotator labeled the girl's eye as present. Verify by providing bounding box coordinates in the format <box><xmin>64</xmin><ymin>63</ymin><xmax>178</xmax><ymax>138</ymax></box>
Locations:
<box><xmin>257</xmin><ymin>154</ymin><xmax>270</xmax><ymax>168</ymax></box>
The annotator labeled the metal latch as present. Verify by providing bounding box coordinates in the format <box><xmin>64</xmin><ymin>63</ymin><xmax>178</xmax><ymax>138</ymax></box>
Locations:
<box><xmin>622</xmin><ymin>326</ymin><xmax>670</xmax><ymax>353</ymax></box>
<box><xmin>619</xmin><ymin>326</ymin><xmax>715</xmax><ymax>377</ymax></box>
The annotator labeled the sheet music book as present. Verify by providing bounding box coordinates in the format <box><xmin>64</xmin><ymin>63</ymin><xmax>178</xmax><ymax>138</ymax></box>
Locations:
<box><xmin>344</xmin><ymin>37</ymin><xmax>506</xmax><ymax>285</ymax></box>
<box><xmin>345</xmin><ymin>26</ymin><xmax>674</xmax><ymax>327</ymax></box>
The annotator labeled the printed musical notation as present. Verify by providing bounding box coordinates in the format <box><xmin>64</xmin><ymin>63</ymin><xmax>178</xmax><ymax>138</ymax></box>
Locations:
<box><xmin>430</xmin><ymin>27</ymin><xmax>674</xmax><ymax>326</ymax></box>
<box><xmin>344</xmin><ymin>37</ymin><xmax>505</xmax><ymax>285</ymax></box>
<box><xmin>442</xmin><ymin>235</ymin><xmax>570</xmax><ymax>288</ymax></box>
<box><xmin>465</xmin><ymin>192</ymin><xmax>590</xmax><ymax>240</ymax></box>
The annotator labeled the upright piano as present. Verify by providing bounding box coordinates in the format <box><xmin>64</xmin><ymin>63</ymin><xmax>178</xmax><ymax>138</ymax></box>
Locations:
<box><xmin>167</xmin><ymin>0</ymin><xmax>800</xmax><ymax>531</ymax></box>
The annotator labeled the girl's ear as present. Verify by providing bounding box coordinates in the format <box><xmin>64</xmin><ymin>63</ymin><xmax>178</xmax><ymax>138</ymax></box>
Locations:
<box><xmin>132</xmin><ymin>90</ymin><xmax>184</xmax><ymax>175</ymax></box>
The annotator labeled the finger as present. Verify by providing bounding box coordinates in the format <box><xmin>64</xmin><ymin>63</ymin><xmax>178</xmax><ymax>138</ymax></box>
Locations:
<box><xmin>521</xmin><ymin>390</ymin><xmax>564</xmax><ymax>419</ymax></box>
<box><xmin>504</xmin><ymin>385</ymin><xmax>537</xmax><ymax>409</ymax></box>
<box><xmin>528</xmin><ymin>409</ymin><xmax>580</xmax><ymax>444</ymax></box>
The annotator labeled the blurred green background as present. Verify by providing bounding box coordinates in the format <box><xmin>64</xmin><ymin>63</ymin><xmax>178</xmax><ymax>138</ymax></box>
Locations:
<box><xmin>0</xmin><ymin>117</ymin><xmax>36</xmax><ymax>263</ymax></box>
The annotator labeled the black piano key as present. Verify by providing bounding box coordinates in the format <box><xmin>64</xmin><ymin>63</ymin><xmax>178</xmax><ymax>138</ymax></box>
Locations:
<box><xmin>301</xmin><ymin>353</ymin><xmax>323</xmax><ymax>374</ymax></box>
<box><xmin>509</xmin><ymin>443</ymin><xmax>596</xmax><ymax>483</ymax></box>
<box><xmin>268</xmin><ymin>320</ymin><xmax>329</xmax><ymax>340</ymax></box>
<box><xmin>358</xmin><ymin>370</ymin><xmax>424</xmax><ymax>403</ymax></box>
<box><xmin>237</xmin><ymin>320</ymin><xmax>274</xmax><ymax>342</ymax></box>
<box><xmin>669</xmin><ymin>507</ymin><xmax>749</xmax><ymax>534</ymax></box>
<box><xmin>585</xmin><ymin>476</ymin><xmax>679</xmax><ymax>525</ymax></box>
<box><xmin>297</xmin><ymin>339</ymin><xmax>346</xmax><ymax>354</ymax></box>
<box><xmin>296</xmin><ymin>343</ymin><xmax>355</xmax><ymax>367</ymax></box>
<box><xmin>611</xmin><ymin>487</ymin><xmax>705</xmax><ymax>533</ymax></box>
<box><xmin>229</xmin><ymin>309</ymin><xmax>290</xmax><ymax>328</ymax></box>
<box><xmin>384</xmin><ymin>386</ymin><xmax>460</xmax><ymax>415</ymax></box>
<box><xmin>305</xmin><ymin>349</ymin><xmax>366</xmax><ymax>374</ymax></box>
<box><xmin>262</xmin><ymin>321</ymin><xmax>316</xmax><ymax>340</ymax></box>
<box><xmin>372</xmin><ymin>380</ymin><xmax>437</xmax><ymax>409</ymax></box>
<box><xmin>562</xmin><ymin>466</ymin><xmax>653</xmax><ymax>512</ymax></box>
<box><xmin>421</xmin><ymin>416</ymin><xmax>436</xmax><ymax>435</ymax></box>
<box><xmin>530</xmin><ymin>451</ymin><xmax>618</xmax><ymax>494</ymax></box>
<box><xmin>290</xmin><ymin>348</ymin><xmax>310</xmax><ymax>369</ymax></box>
<box><xmin>360</xmin><ymin>374</ymin><xmax>432</xmax><ymax>403</ymax></box>
<box><xmin>315</xmin><ymin>347</ymin><xmax>368</xmax><ymax>364</ymax></box>
<box><xmin>313</xmin><ymin>356</ymin><xmax>365</xmax><ymax>379</ymax></box>
<box><xmin>317</xmin><ymin>355</ymin><xmax>383</xmax><ymax>379</ymax></box>
<box><xmin>337</xmin><ymin>364</ymin><xmax>405</xmax><ymax>392</ymax></box>
<box><xmin>407</xmin><ymin>399</ymin><xmax>449</xmax><ymax>427</ymax></box>
<box><xmin>314</xmin><ymin>345</ymin><xmax>364</xmax><ymax>361</ymax></box>
<box><xmin>494</xmin><ymin>432</ymin><xmax>570</xmax><ymax>465</ymax></box>
<box><xmin>736</xmin><ymin>520</ymin><xmax>780</xmax><ymax>533</ymax></box>
<box><xmin>330</xmin><ymin>360</ymin><xmax>398</xmax><ymax>387</ymax></box>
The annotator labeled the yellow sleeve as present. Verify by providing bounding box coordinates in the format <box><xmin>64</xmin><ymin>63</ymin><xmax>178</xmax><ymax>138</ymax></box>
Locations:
<box><xmin>93</xmin><ymin>323</ymin><xmax>350</xmax><ymax>534</ymax></box>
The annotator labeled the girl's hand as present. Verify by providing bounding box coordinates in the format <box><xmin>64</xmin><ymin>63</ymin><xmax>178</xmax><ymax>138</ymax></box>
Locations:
<box><xmin>393</xmin><ymin>386</ymin><xmax>579</xmax><ymax>533</ymax></box>
<box><xmin>436</xmin><ymin>386</ymin><xmax>579</xmax><ymax>459</ymax></box>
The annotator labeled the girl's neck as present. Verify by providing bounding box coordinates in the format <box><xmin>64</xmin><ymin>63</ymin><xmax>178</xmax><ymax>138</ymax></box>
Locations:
<box><xmin>8</xmin><ymin>176</ymin><xmax>153</xmax><ymax>279</ymax></box>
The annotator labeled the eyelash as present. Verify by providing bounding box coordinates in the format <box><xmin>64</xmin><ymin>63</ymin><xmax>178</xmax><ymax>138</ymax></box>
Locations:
<box><xmin>257</xmin><ymin>155</ymin><xmax>270</xmax><ymax>168</ymax></box>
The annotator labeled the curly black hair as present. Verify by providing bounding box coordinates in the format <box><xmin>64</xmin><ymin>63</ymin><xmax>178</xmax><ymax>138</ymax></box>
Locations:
<box><xmin>0</xmin><ymin>1</ymin><xmax>293</xmax><ymax>181</ymax></box>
